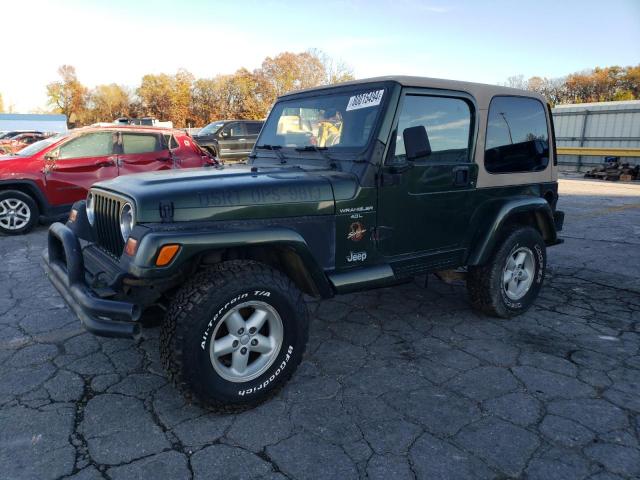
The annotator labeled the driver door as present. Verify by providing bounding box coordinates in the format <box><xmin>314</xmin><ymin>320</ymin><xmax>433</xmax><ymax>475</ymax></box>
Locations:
<box><xmin>377</xmin><ymin>90</ymin><xmax>478</xmax><ymax>269</ymax></box>
<box><xmin>218</xmin><ymin>122</ymin><xmax>247</xmax><ymax>161</ymax></box>
<box><xmin>43</xmin><ymin>131</ymin><xmax>118</xmax><ymax>206</ymax></box>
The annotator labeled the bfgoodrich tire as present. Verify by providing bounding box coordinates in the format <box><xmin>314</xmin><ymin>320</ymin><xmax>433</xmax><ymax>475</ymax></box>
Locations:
<box><xmin>467</xmin><ymin>226</ymin><xmax>546</xmax><ymax>318</ymax></box>
<box><xmin>160</xmin><ymin>260</ymin><xmax>309</xmax><ymax>410</ymax></box>
<box><xmin>0</xmin><ymin>190</ymin><xmax>39</xmax><ymax>235</ymax></box>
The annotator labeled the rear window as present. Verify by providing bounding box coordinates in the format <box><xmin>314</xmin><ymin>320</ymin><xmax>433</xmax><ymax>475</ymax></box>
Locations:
<box><xmin>122</xmin><ymin>133</ymin><xmax>161</xmax><ymax>154</ymax></box>
<box><xmin>485</xmin><ymin>96</ymin><xmax>549</xmax><ymax>174</ymax></box>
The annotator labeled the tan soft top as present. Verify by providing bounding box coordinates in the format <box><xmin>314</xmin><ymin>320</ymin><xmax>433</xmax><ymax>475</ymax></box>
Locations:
<box><xmin>281</xmin><ymin>75</ymin><xmax>547</xmax><ymax>109</ymax></box>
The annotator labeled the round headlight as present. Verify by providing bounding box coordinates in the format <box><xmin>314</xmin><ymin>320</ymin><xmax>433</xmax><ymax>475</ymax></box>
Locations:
<box><xmin>119</xmin><ymin>203</ymin><xmax>135</xmax><ymax>241</ymax></box>
<box><xmin>86</xmin><ymin>192</ymin><xmax>95</xmax><ymax>225</ymax></box>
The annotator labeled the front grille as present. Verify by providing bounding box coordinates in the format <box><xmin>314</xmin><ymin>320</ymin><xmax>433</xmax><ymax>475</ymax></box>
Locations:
<box><xmin>92</xmin><ymin>192</ymin><xmax>124</xmax><ymax>257</ymax></box>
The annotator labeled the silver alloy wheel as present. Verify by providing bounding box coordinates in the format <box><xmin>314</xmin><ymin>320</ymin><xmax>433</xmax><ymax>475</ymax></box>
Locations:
<box><xmin>209</xmin><ymin>301</ymin><xmax>284</xmax><ymax>383</ymax></box>
<box><xmin>502</xmin><ymin>246</ymin><xmax>535</xmax><ymax>301</ymax></box>
<box><xmin>0</xmin><ymin>198</ymin><xmax>31</xmax><ymax>231</ymax></box>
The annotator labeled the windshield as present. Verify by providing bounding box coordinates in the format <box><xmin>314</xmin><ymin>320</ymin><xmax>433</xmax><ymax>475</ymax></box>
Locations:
<box><xmin>257</xmin><ymin>88</ymin><xmax>386</xmax><ymax>152</ymax></box>
<box><xmin>198</xmin><ymin>121</ymin><xmax>225</xmax><ymax>136</ymax></box>
<box><xmin>15</xmin><ymin>134</ymin><xmax>64</xmax><ymax>156</ymax></box>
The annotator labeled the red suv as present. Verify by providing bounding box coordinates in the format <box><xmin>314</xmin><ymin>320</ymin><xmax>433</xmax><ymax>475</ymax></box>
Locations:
<box><xmin>0</xmin><ymin>126</ymin><xmax>216</xmax><ymax>235</ymax></box>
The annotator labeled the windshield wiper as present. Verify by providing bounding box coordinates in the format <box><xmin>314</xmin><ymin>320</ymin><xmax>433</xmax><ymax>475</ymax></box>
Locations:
<box><xmin>255</xmin><ymin>144</ymin><xmax>287</xmax><ymax>163</ymax></box>
<box><xmin>295</xmin><ymin>145</ymin><xmax>340</xmax><ymax>168</ymax></box>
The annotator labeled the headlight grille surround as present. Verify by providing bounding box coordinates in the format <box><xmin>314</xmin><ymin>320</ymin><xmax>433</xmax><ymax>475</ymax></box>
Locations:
<box><xmin>86</xmin><ymin>192</ymin><xmax>95</xmax><ymax>225</ymax></box>
<box><xmin>90</xmin><ymin>190</ymin><xmax>129</xmax><ymax>257</ymax></box>
<box><xmin>119</xmin><ymin>202</ymin><xmax>135</xmax><ymax>242</ymax></box>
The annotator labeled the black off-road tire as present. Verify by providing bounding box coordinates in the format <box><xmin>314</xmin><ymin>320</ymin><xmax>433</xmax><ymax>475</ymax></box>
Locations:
<box><xmin>467</xmin><ymin>226</ymin><xmax>546</xmax><ymax>318</ymax></box>
<box><xmin>0</xmin><ymin>190</ymin><xmax>39</xmax><ymax>235</ymax></box>
<box><xmin>207</xmin><ymin>145</ymin><xmax>219</xmax><ymax>159</ymax></box>
<box><xmin>160</xmin><ymin>260</ymin><xmax>309</xmax><ymax>411</ymax></box>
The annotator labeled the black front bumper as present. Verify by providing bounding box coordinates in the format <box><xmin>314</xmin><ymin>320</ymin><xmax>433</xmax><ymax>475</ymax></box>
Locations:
<box><xmin>42</xmin><ymin>222</ymin><xmax>141</xmax><ymax>339</ymax></box>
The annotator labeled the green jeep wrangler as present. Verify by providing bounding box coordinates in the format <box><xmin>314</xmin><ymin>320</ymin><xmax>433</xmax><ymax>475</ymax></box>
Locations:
<box><xmin>44</xmin><ymin>76</ymin><xmax>564</xmax><ymax>408</ymax></box>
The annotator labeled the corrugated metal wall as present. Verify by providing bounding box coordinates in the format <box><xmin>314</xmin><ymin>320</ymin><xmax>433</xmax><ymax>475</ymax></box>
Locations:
<box><xmin>552</xmin><ymin>100</ymin><xmax>640</xmax><ymax>171</ymax></box>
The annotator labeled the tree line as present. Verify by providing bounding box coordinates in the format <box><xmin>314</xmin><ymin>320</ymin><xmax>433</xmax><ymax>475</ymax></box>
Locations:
<box><xmin>5</xmin><ymin>60</ymin><xmax>637</xmax><ymax>124</ymax></box>
<box><xmin>504</xmin><ymin>65</ymin><xmax>640</xmax><ymax>106</ymax></box>
<box><xmin>44</xmin><ymin>50</ymin><xmax>353</xmax><ymax>128</ymax></box>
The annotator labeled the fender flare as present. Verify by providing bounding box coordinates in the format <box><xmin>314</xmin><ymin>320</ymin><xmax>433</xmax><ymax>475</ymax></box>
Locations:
<box><xmin>129</xmin><ymin>226</ymin><xmax>334</xmax><ymax>298</ymax></box>
<box><xmin>466</xmin><ymin>196</ymin><xmax>558</xmax><ymax>266</ymax></box>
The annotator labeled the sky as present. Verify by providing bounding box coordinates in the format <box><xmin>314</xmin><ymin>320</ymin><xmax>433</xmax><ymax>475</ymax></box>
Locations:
<box><xmin>1</xmin><ymin>0</ymin><xmax>639</xmax><ymax>113</ymax></box>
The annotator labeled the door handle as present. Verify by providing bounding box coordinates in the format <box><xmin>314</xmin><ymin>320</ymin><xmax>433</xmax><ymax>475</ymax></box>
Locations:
<box><xmin>452</xmin><ymin>166</ymin><xmax>470</xmax><ymax>186</ymax></box>
<box><xmin>95</xmin><ymin>158</ymin><xmax>116</xmax><ymax>167</ymax></box>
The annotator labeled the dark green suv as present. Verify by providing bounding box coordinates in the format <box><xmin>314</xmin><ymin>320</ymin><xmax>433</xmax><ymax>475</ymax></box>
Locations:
<box><xmin>44</xmin><ymin>76</ymin><xmax>564</xmax><ymax>408</ymax></box>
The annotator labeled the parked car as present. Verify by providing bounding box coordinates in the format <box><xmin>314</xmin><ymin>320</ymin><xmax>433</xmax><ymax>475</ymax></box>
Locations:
<box><xmin>0</xmin><ymin>125</ymin><xmax>216</xmax><ymax>235</ymax></box>
<box><xmin>193</xmin><ymin>120</ymin><xmax>263</xmax><ymax>162</ymax></box>
<box><xmin>0</xmin><ymin>132</ymin><xmax>50</xmax><ymax>154</ymax></box>
<box><xmin>44</xmin><ymin>76</ymin><xmax>564</xmax><ymax>409</ymax></box>
<box><xmin>0</xmin><ymin>130</ymin><xmax>43</xmax><ymax>140</ymax></box>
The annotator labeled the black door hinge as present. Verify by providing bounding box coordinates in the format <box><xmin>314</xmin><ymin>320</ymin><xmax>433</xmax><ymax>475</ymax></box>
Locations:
<box><xmin>159</xmin><ymin>202</ymin><xmax>174</xmax><ymax>223</ymax></box>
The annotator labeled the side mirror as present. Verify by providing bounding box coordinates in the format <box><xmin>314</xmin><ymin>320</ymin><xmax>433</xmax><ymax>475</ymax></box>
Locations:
<box><xmin>220</xmin><ymin>130</ymin><xmax>229</xmax><ymax>138</ymax></box>
<box><xmin>403</xmin><ymin>126</ymin><xmax>431</xmax><ymax>161</ymax></box>
<box><xmin>44</xmin><ymin>150</ymin><xmax>59</xmax><ymax>161</ymax></box>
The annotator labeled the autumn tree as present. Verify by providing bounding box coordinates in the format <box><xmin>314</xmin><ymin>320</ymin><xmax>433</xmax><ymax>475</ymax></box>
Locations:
<box><xmin>137</xmin><ymin>70</ymin><xmax>194</xmax><ymax>127</ymax></box>
<box><xmin>46</xmin><ymin>65</ymin><xmax>87</xmax><ymax>126</ymax></box>
<box><xmin>190</xmin><ymin>77</ymin><xmax>225</xmax><ymax>125</ymax></box>
<box><xmin>46</xmin><ymin>51</ymin><xmax>355</xmax><ymax>127</ymax></box>
<box><xmin>137</xmin><ymin>73</ymin><xmax>174</xmax><ymax>121</ymax></box>
<box><xmin>83</xmin><ymin>83</ymin><xmax>132</xmax><ymax>124</ymax></box>
<box><xmin>504</xmin><ymin>64</ymin><xmax>640</xmax><ymax>105</ymax></box>
<box><xmin>621</xmin><ymin>65</ymin><xmax>640</xmax><ymax>99</ymax></box>
<box><xmin>260</xmin><ymin>52</ymin><xmax>326</xmax><ymax>101</ymax></box>
<box><xmin>307</xmin><ymin>48</ymin><xmax>355</xmax><ymax>85</ymax></box>
<box><xmin>172</xmin><ymin>69</ymin><xmax>195</xmax><ymax>127</ymax></box>
<box><xmin>526</xmin><ymin>76</ymin><xmax>567</xmax><ymax>106</ymax></box>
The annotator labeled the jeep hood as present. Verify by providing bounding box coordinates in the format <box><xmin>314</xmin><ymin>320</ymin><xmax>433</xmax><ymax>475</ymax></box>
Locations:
<box><xmin>94</xmin><ymin>164</ymin><xmax>358</xmax><ymax>223</ymax></box>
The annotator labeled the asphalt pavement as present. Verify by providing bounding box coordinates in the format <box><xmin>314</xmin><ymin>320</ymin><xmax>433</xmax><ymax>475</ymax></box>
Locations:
<box><xmin>0</xmin><ymin>178</ymin><xmax>639</xmax><ymax>479</ymax></box>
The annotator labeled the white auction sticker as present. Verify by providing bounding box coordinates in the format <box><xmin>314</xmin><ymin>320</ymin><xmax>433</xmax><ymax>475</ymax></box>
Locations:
<box><xmin>346</xmin><ymin>89</ymin><xmax>384</xmax><ymax>111</ymax></box>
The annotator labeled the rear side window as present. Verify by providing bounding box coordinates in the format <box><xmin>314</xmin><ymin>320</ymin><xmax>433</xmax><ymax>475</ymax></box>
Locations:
<box><xmin>163</xmin><ymin>134</ymin><xmax>179</xmax><ymax>149</ymax></box>
<box><xmin>222</xmin><ymin>123</ymin><xmax>246</xmax><ymax>137</ymax></box>
<box><xmin>121</xmin><ymin>133</ymin><xmax>161</xmax><ymax>154</ymax></box>
<box><xmin>485</xmin><ymin>96</ymin><xmax>549</xmax><ymax>174</ymax></box>
<box><xmin>246</xmin><ymin>122</ymin><xmax>262</xmax><ymax>135</ymax></box>
<box><xmin>58</xmin><ymin>132</ymin><xmax>114</xmax><ymax>159</ymax></box>
<box><xmin>392</xmin><ymin>95</ymin><xmax>472</xmax><ymax>163</ymax></box>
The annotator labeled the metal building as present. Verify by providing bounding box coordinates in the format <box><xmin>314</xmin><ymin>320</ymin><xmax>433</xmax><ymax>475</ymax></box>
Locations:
<box><xmin>0</xmin><ymin>113</ymin><xmax>68</xmax><ymax>135</ymax></box>
<box><xmin>552</xmin><ymin>100</ymin><xmax>640</xmax><ymax>171</ymax></box>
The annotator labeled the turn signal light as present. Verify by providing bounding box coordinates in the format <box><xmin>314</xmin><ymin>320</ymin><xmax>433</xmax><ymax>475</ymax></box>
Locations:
<box><xmin>125</xmin><ymin>237</ymin><xmax>138</xmax><ymax>256</ymax></box>
<box><xmin>156</xmin><ymin>244</ymin><xmax>180</xmax><ymax>266</ymax></box>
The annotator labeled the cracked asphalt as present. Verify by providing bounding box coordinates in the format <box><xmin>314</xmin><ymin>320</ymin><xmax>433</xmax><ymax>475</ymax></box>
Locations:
<box><xmin>1</xmin><ymin>178</ymin><xmax>639</xmax><ymax>480</ymax></box>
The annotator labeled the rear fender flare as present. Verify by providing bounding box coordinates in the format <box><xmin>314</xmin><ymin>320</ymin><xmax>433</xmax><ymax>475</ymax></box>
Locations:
<box><xmin>466</xmin><ymin>197</ymin><xmax>557</xmax><ymax>266</ymax></box>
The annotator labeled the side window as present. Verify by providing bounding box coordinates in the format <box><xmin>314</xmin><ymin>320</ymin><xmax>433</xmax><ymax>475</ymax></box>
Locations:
<box><xmin>58</xmin><ymin>133</ymin><xmax>114</xmax><ymax>160</ymax></box>
<box><xmin>392</xmin><ymin>95</ymin><xmax>472</xmax><ymax>163</ymax></box>
<box><xmin>121</xmin><ymin>133</ymin><xmax>161</xmax><ymax>154</ymax></box>
<box><xmin>246</xmin><ymin>122</ymin><xmax>262</xmax><ymax>135</ymax></box>
<box><xmin>485</xmin><ymin>96</ymin><xmax>549</xmax><ymax>174</ymax></box>
<box><xmin>163</xmin><ymin>134</ymin><xmax>179</xmax><ymax>149</ymax></box>
<box><xmin>227</xmin><ymin>123</ymin><xmax>246</xmax><ymax>137</ymax></box>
